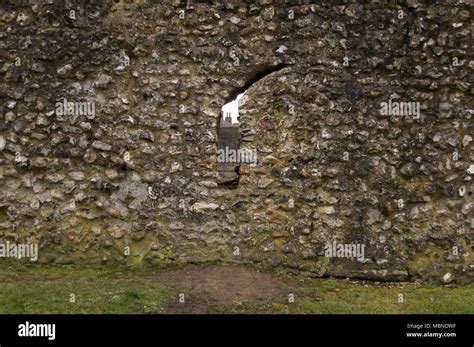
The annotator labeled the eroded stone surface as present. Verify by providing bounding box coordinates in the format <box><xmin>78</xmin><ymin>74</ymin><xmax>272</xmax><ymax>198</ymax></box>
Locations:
<box><xmin>0</xmin><ymin>0</ymin><xmax>472</xmax><ymax>283</ymax></box>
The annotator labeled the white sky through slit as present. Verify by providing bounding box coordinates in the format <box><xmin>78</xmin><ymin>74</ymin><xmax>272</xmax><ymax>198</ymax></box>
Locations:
<box><xmin>221</xmin><ymin>92</ymin><xmax>245</xmax><ymax>124</ymax></box>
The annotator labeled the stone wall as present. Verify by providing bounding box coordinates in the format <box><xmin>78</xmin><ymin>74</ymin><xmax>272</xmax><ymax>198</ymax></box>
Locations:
<box><xmin>0</xmin><ymin>0</ymin><xmax>472</xmax><ymax>283</ymax></box>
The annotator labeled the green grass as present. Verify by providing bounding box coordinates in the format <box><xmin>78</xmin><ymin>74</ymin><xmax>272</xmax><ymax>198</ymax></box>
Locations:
<box><xmin>242</xmin><ymin>280</ymin><xmax>474</xmax><ymax>314</ymax></box>
<box><xmin>0</xmin><ymin>263</ymin><xmax>178</xmax><ymax>314</ymax></box>
<box><xmin>0</xmin><ymin>262</ymin><xmax>472</xmax><ymax>314</ymax></box>
<box><xmin>293</xmin><ymin>284</ymin><xmax>474</xmax><ymax>314</ymax></box>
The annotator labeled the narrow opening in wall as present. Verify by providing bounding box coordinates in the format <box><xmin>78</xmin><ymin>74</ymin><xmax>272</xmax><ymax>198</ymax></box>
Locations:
<box><xmin>217</xmin><ymin>93</ymin><xmax>244</xmax><ymax>188</ymax></box>
<box><xmin>222</xmin><ymin>93</ymin><xmax>244</xmax><ymax>125</ymax></box>
<box><xmin>216</xmin><ymin>63</ymin><xmax>288</xmax><ymax>188</ymax></box>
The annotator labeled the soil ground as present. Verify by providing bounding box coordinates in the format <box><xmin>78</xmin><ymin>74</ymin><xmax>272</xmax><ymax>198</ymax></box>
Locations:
<box><xmin>154</xmin><ymin>264</ymin><xmax>292</xmax><ymax>313</ymax></box>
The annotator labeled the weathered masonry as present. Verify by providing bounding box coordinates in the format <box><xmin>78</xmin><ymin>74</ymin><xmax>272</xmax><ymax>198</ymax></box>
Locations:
<box><xmin>0</xmin><ymin>0</ymin><xmax>472</xmax><ymax>284</ymax></box>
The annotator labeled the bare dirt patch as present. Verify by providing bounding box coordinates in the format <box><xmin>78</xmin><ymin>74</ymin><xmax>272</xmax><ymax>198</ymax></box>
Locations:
<box><xmin>152</xmin><ymin>264</ymin><xmax>293</xmax><ymax>313</ymax></box>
